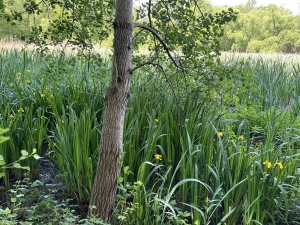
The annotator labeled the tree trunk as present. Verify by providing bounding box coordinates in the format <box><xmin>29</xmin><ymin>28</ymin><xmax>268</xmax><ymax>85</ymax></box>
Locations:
<box><xmin>88</xmin><ymin>0</ymin><xmax>133</xmax><ymax>222</ymax></box>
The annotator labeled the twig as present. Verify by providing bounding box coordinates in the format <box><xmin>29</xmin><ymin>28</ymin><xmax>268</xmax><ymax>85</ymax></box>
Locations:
<box><xmin>148</xmin><ymin>0</ymin><xmax>152</xmax><ymax>28</ymax></box>
<box><xmin>132</xmin><ymin>60</ymin><xmax>164</xmax><ymax>72</ymax></box>
<box><xmin>133</xmin><ymin>22</ymin><xmax>181</xmax><ymax>68</ymax></box>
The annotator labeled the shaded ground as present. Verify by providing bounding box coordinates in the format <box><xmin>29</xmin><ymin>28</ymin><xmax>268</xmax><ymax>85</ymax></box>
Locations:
<box><xmin>37</xmin><ymin>154</ymin><xmax>89</xmax><ymax>217</ymax></box>
<box><xmin>0</xmin><ymin>144</ymin><xmax>89</xmax><ymax>223</ymax></box>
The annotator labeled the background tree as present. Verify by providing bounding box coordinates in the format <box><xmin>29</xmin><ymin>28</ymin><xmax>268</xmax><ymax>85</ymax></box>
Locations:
<box><xmin>217</xmin><ymin>3</ymin><xmax>300</xmax><ymax>53</ymax></box>
<box><xmin>242</xmin><ymin>0</ymin><xmax>256</xmax><ymax>13</ymax></box>
<box><xmin>0</xmin><ymin>0</ymin><xmax>31</xmax><ymax>40</ymax></box>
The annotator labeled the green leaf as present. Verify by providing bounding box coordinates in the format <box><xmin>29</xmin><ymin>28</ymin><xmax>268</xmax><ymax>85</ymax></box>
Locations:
<box><xmin>0</xmin><ymin>172</ymin><xmax>5</xmax><ymax>178</ymax></box>
<box><xmin>0</xmin><ymin>160</ymin><xmax>5</xmax><ymax>166</ymax></box>
<box><xmin>5</xmin><ymin>207</ymin><xmax>11</xmax><ymax>214</ymax></box>
<box><xmin>124</xmin><ymin>166</ymin><xmax>129</xmax><ymax>174</ymax></box>
<box><xmin>117</xmin><ymin>177</ymin><xmax>123</xmax><ymax>184</ymax></box>
<box><xmin>13</xmin><ymin>163</ymin><xmax>21</xmax><ymax>168</ymax></box>
<box><xmin>21</xmin><ymin>150</ymin><xmax>28</xmax><ymax>157</ymax></box>
<box><xmin>169</xmin><ymin>200</ymin><xmax>177</xmax><ymax>205</ymax></box>
<box><xmin>0</xmin><ymin>155</ymin><xmax>4</xmax><ymax>165</ymax></box>
<box><xmin>33</xmin><ymin>154</ymin><xmax>42</xmax><ymax>160</ymax></box>
<box><xmin>19</xmin><ymin>156</ymin><xmax>27</xmax><ymax>160</ymax></box>
<box><xmin>180</xmin><ymin>212</ymin><xmax>191</xmax><ymax>217</ymax></box>
<box><xmin>0</xmin><ymin>128</ymin><xmax>9</xmax><ymax>135</ymax></box>
<box><xmin>0</xmin><ymin>136</ymin><xmax>9</xmax><ymax>144</ymax></box>
<box><xmin>134</xmin><ymin>181</ymin><xmax>143</xmax><ymax>186</ymax></box>
<box><xmin>20</xmin><ymin>166</ymin><xmax>30</xmax><ymax>171</ymax></box>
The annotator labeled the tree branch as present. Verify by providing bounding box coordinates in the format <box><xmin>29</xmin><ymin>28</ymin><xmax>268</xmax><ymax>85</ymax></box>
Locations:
<box><xmin>132</xmin><ymin>60</ymin><xmax>164</xmax><ymax>72</ymax></box>
<box><xmin>148</xmin><ymin>0</ymin><xmax>152</xmax><ymax>28</ymax></box>
<box><xmin>133</xmin><ymin>22</ymin><xmax>181</xmax><ymax>68</ymax></box>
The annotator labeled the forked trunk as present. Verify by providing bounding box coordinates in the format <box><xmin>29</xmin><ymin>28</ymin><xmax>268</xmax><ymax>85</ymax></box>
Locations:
<box><xmin>88</xmin><ymin>0</ymin><xmax>133</xmax><ymax>222</ymax></box>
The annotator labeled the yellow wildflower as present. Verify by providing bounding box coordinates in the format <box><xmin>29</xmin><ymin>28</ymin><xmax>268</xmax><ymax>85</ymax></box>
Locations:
<box><xmin>155</xmin><ymin>154</ymin><xmax>162</xmax><ymax>160</ymax></box>
<box><xmin>26</xmin><ymin>69</ymin><xmax>31</xmax><ymax>73</ymax></box>
<box><xmin>274</xmin><ymin>160</ymin><xmax>283</xmax><ymax>169</ymax></box>
<box><xmin>41</xmin><ymin>94</ymin><xmax>45</xmax><ymax>98</ymax></box>
<box><xmin>18</xmin><ymin>108</ymin><xmax>24</xmax><ymax>113</ymax></box>
<box><xmin>32</xmin><ymin>148</ymin><xmax>37</xmax><ymax>154</ymax></box>
<box><xmin>155</xmin><ymin>118</ymin><xmax>159</xmax><ymax>123</ymax></box>
<box><xmin>238</xmin><ymin>135</ymin><xmax>244</xmax><ymax>141</ymax></box>
<box><xmin>10</xmin><ymin>114</ymin><xmax>15</xmax><ymax>119</ymax></box>
<box><xmin>61</xmin><ymin>120</ymin><xmax>64</xmax><ymax>124</ymax></box>
<box><xmin>9</xmin><ymin>83</ymin><xmax>14</xmax><ymax>87</ymax></box>
<box><xmin>17</xmin><ymin>72</ymin><xmax>22</xmax><ymax>75</ymax></box>
<box><xmin>263</xmin><ymin>160</ymin><xmax>272</xmax><ymax>169</ymax></box>
<box><xmin>218</xmin><ymin>131</ymin><xmax>224</xmax><ymax>137</ymax></box>
<box><xmin>50</xmin><ymin>94</ymin><xmax>54</xmax><ymax>98</ymax></box>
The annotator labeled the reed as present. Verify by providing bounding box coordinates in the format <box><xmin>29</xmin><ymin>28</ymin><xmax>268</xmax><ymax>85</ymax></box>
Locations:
<box><xmin>1</xmin><ymin>48</ymin><xmax>300</xmax><ymax>224</ymax></box>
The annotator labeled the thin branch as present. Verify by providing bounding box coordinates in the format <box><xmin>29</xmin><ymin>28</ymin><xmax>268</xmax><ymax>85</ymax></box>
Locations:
<box><xmin>133</xmin><ymin>22</ymin><xmax>181</xmax><ymax>68</ymax></box>
<box><xmin>134</xmin><ymin>59</ymin><xmax>179</xmax><ymax>101</ymax></box>
<box><xmin>148</xmin><ymin>0</ymin><xmax>152</xmax><ymax>28</ymax></box>
<box><xmin>161</xmin><ymin>0</ymin><xmax>177</xmax><ymax>36</ymax></box>
<box><xmin>146</xmin><ymin>0</ymin><xmax>160</xmax><ymax>58</ymax></box>
<box><xmin>132</xmin><ymin>28</ymin><xmax>145</xmax><ymax>40</ymax></box>
<box><xmin>131</xmin><ymin>57</ymin><xmax>179</xmax><ymax>102</ymax></box>
<box><xmin>132</xmin><ymin>60</ymin><xmax>164</xmax><ymax>72</ymax></box>
<box><xmin>193</xmin><ymin>0</ymin><xmax>219</xmax><ymax>50</ymax></box>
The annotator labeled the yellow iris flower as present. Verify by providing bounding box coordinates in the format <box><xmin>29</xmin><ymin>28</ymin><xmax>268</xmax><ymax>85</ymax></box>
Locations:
<box><xmin>155</xmin><ymin>154</ymin><xmax>162</xmax><ymax>160</ymax></box>
<box><xmin>274</xmin><ymin>160</ymin><xmax>283</xmax><ymax>169</ymax></box>
<box><xmin>218</xmin><ymin>131</ymin><xmax>224</xmax><ymax>137</ymax></box>
<box><xmin>263</xmin><ymin>160</ymin><xmax>272</xmax><ymax>168</ymax></box>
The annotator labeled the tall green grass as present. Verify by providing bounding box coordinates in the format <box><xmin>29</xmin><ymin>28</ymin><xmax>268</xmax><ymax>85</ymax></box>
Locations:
<box><xmin>1</xmin><ymin>49</ymin><xmax>300</xmax><ymax>224</ymax></box>
<box><xmin>0</xmin><ymin>49</ymin><xmax>108</xmax><ymax>186</ymax></box>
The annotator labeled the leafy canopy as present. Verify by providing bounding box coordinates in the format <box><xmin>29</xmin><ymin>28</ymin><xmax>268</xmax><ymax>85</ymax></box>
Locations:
<box><xmin>1</xmin><ymin>0</ymin><xmax>237</xmax><ymax>96</ymax></box>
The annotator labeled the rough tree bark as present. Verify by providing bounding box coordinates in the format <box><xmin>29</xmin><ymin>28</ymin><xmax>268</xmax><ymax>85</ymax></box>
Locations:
<box><xmin>88</xmin><ymin>0</ymin><xmax>133</xmax><ymax>222</ymax></box>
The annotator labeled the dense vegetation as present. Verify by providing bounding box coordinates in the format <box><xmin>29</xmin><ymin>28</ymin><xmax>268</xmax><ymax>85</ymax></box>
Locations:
<box><xmin>0</xmin><ymin>49</ymin><xmax>300</xmax><ymax>224</ymax></box>
<box><xmin>1</xmin><ymin>0</ymin><xmax>300</xmax><ymax>224</ymax></box>
<box><xmin>218</xmin><ymin>3</ymin><xmax>300</xmax><ymax>53</ymax></box>
<box><xmin>1</xmin><ymin>0</ymin><xmax>300</xmax><ymax>53</ymax></box>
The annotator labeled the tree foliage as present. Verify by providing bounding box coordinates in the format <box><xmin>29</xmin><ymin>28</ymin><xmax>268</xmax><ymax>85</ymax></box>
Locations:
<box><xmin>2</xmin><ymin>0</ymin><xmax>300</xmax><ymax>53</ymax></box>
<box><xmin>131</xmin><ymin>0</ymin><xmax>237</xmax><ymax>97</ymax></box>
<box><xmin>218</xmin><ymin>2</ymin><xmax>300</xmax><ymax>53</ymax></box>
